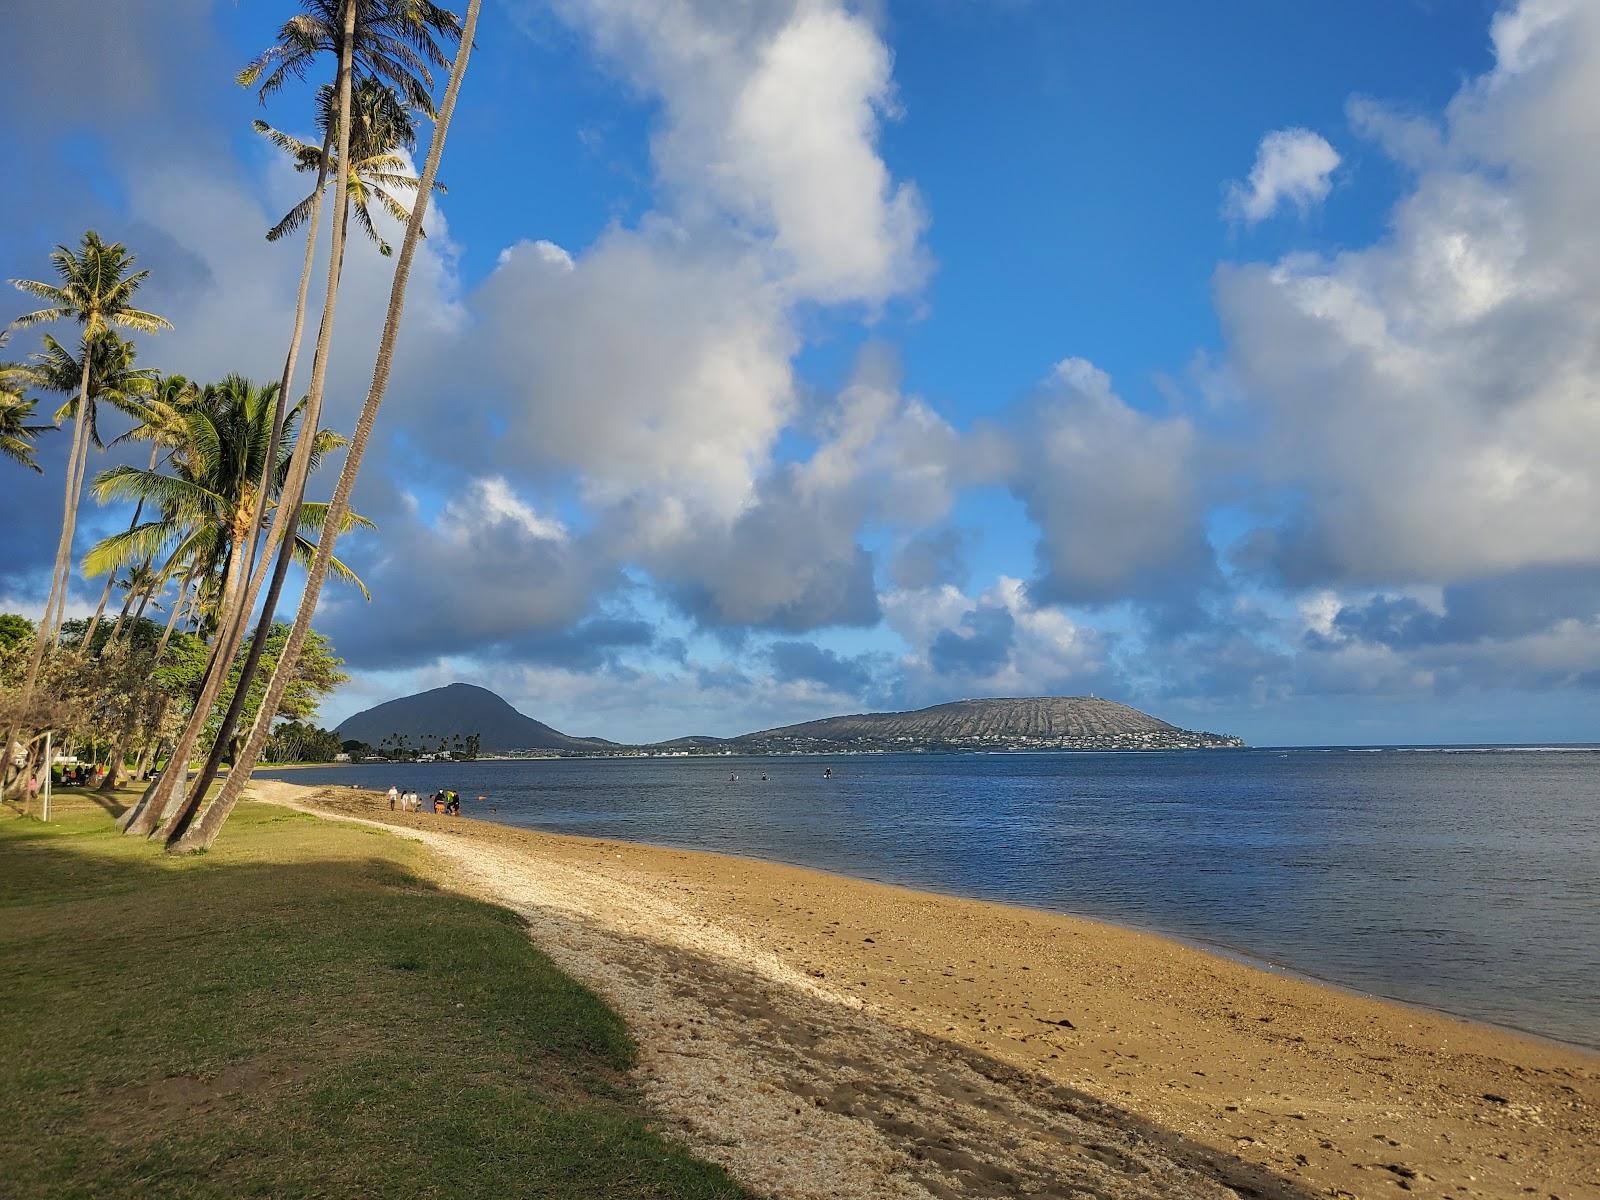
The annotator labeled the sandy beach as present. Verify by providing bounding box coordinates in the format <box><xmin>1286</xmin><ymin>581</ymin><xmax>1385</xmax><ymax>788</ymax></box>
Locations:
<box><xmin>256</xmin><ymin>781</ymin><xmax>1598</xmax><ymax>1200</ymax></box>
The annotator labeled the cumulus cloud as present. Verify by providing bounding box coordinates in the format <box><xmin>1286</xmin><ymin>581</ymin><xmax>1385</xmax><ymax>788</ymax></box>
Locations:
<box><xmin>317</xmin><ymin>476</ymin><xmax>619</xmax><ymax>668</ymax></box>
<box><xmin>1223</xmin><ymin>128</ymin><xmax>1341</xmax><ymax>224</ymax></box>
<box><xmin>459</xmin><ymin>228</ymin><xmax>794</xmax><ymax>518</ymax></box>
<box><xmin>1003</xmin><ymin>358</ymin><xmax>1216</xmax><ymax>606</ymax></box>
<box><xmin>1219</xmin><ymin>0</ymin><xmax>1600</xmax><ymax>590</ymax></box>
<box><xmin>617</xmin><ymin>347</ymin><xmax>965</xmax><ymax>631</ymax></box>
<box><xmin>553</xmin><ymin>0</ymin><xmax>927</xmax><ymax>304</ymax></box>
<box><xmin>768</xmin><ymin>640</ymin><xmax>877</xmax><ymax>694</ymax></box>
<box><xmin>884</xmin><ymin>577</ymin><xmax>1112</xmax><ymax>705</ymax></box>
<box><xmin>891</xmin><ymin>529</ymin><xmax>968</xmax><ymax>591</ymax></box>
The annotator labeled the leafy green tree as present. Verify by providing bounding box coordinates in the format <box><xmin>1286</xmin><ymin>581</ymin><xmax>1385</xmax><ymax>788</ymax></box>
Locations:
<box><xmin>266</xmin><ymin>720</ymin><xmax>344</xmax><ymax>763</ymax></box>
<box><xmin>0</xmin><ymin>614</ymin><xmax>34</xmax><ymax>650</ymax></box>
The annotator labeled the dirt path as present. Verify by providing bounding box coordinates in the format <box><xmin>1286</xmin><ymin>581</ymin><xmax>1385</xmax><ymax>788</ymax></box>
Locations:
<box><xmin>257</xmin><ymin>783</ymin><xmax>1598</xmax><ymax>1200</ymax></box>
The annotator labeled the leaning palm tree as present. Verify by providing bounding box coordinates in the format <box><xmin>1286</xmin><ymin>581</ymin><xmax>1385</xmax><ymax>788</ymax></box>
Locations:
<box><xmin>258</xmin><ymin>76</ymin><xmax>442</xmax><ymax>258</ymax></box>
<box><xmin>182</xmin><ymin>3</ymin><xmax>459</xmax><ymax>820</ymax></box>
<box><xmin>103</xmin><ymin>375</ymin><xmax>371</xmax><ymax>838</ymax></box>
<box><xmin>145</xmin><ymin>0</ymin><xmax>372</xmax><ymax>832</ymax></box>
<box><xmin>239</xmin><ymin>0</ymin><xmax>461</xmax><ymax>115</ymax></box>
<box><xmin>231</xmin><ymin>0</ymin><xmax>463</xmax><ymax>619</ymax></box>
<box><xmin>177</xmin><ymin>0</ymin><xmax>483</xmax><ymax>855</ymax></box>
<box><xmin>195</xmin><ymin>76</ymin><xmax>442</xmax><ymax>807</ymax></box>
<box><xmin>2</xmin><ymin>233</ymin><xmax>169</xmax><ymax>799</ymax></box>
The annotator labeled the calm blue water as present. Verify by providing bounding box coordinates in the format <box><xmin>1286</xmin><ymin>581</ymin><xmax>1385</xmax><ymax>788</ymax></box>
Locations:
<box><xmin>263</xmin><ymin>748</ymin><xmax>1600</xmax><ymax>1048</ymax></box>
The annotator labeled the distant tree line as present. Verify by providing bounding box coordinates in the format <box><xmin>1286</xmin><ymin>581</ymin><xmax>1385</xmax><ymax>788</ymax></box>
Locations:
<box><xmin>360</xmin><ymin>731</ymin><xmax>480</xmax><ymax>761</ymax></box>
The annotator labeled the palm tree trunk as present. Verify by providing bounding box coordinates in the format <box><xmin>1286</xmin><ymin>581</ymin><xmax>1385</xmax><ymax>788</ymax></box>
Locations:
<box><xmin>130</xmin><ymin>581</ymin><xmax>154</xmax><ymax>624</ymax></box>
<box><xmin>100</xmin><ymin>720</ymin><xmax>134</xmax><ymax>791</ymax></box>
<box><xmin>205</xmin><ymin>124</ymin><xmax>336</xmax><ymax>688</ymax></box>
<box><xmin>81</xmin><ymin>575</ymin><xmax>116</xmax><ymax>649</ymax></box>
<box><xmin>83</xmin><ymin>444</ymin><xmax>157</xmax><ymax>649</ymax></box>
<box><xmin>163</xmin><ymin>0</ymin><xmax>365</xmax><ymax>847</ymax></box>
<box><xmin>245</xmin><ymin>124</ymin><xmax>335</xmax><ymax>591</ymax></box>
<box><xmin>46</xmin><ymin>358</ymin><xmax>96</xmax><ymax>644</ymax></box>
<box><xmin>153</xmin><ymin>572</ymin><xmax>190</xmax><ymax>660</ymax></box>
<box><xmin>189</xmin><ymin>202</ymin><xmax>355</xmax><ymax>808</ymax></box>
<box><xmin>106</xmin><ymin>575</ymin><xmax>139</xmax><ymax>643</ymax></box>
<box><xmin>172</xmin><ymin>0</ymin><xmax>482</xmax><ymax>854</ymax></box>
<box><xmin>1</xmin><ymin>345</ymin><xmax>95</xmax><ymax>798</ymax></box>
<box><xmin>48</xmin><ymin>365</ymin><xmax>93</xmax><ymax>643</ymax></box>
<box><xmin>121</xmin><ymin>542</ymin><xmax>247</xmax><ymax>838</ymax></box>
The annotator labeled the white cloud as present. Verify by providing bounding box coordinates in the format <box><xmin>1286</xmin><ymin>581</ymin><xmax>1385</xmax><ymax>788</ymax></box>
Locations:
<box><xmin>1224</xmin><ymin>127</ymin><xmax>1341</xmax><ymax>224</ymax></box>
<box><xmin>461</xmin><ymin>225</ymin><xmax>796</xmax><ymax>520</ymax></box>
<box><xmin>1219</xmin><ymin>0</ymin><xmax>1600</xmax><ymax>587</ymax></box>
<box><xmin>883</xmin><ymin>576</ymin><xmax>1111</xmax><ymax>705</ymax></box>
<box><xmin>619</xmin><ymin>348</ymin><xmax>965</xmax><ymax>631</ymax></box>
<box><xmin>1003</xmin><ymin>358</ymin><xmax>1215</xmax><ymax>605</ymax></box>
<box><xmin>554</xmin><ymin>0</ymin><xmax>927</xmax><ymax>304</ymax></box>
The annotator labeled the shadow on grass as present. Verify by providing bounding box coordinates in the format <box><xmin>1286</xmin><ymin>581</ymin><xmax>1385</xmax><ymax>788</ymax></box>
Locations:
<box><xmin>0</xmin><ymin>805</ymin><xmax>749</xmax><ymax>1200</ymax></box>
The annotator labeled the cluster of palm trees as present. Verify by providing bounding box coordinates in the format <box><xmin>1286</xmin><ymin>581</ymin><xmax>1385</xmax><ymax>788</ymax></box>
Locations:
<box><xmin>1</xmin><ymin>0</ymin><xmax>482</xmax><ymax>852</ymax></box>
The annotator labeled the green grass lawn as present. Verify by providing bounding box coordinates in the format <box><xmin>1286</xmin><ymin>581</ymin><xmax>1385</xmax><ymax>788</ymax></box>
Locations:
<box><xmin>0</xmin><ymin>792</ymin><xmax>748</xmax><ymax>1200</ymax></box>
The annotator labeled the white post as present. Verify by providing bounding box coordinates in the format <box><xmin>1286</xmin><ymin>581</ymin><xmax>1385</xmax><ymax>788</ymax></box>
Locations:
<box><xmin>41</xmin><ymin>731</ymin><xmax>52</xmax><ymax>823</ymax></box>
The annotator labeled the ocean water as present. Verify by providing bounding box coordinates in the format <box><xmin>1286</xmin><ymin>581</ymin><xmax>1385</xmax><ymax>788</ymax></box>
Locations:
<box><xmin>263</xmin><ymin>748</ymin><xmax>1600</xmax><ymax>1048</ymax></box>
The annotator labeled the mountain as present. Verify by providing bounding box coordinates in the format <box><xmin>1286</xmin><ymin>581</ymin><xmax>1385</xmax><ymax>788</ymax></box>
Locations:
<box><xmin>334</xmin><ymin>686</ymin><xmax>1243</xmax><ymax>756</ymax></box>
<box><xmin>729</xmin><ymin>696</ymin><xmax>1242</xmax><ymax>751</ymax></box>
<box><xmin>334</xmin><ymin>683</ymin><xmax>607</xmax><ymax>753</ymax></box>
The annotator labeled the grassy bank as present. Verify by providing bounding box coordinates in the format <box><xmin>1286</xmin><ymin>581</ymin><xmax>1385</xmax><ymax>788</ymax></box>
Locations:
<box><xmin>0</xmin><ymin>792</ymin><xmax>747</xmax><ymax>1200</ymax></box>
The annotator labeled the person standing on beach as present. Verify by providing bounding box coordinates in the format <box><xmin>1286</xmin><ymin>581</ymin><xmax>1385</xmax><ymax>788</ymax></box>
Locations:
<box><xmin>387</xmin><ymin>785</ymin><xmax>399</xmax><ymax>811</ymax></box>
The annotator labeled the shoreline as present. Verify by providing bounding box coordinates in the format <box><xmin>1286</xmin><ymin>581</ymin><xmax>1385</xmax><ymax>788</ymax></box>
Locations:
<box><xmin>256</xmin><ymin>780</ymin><xmax>1598</xmax><ymax>1199</ymax></box>
<box><xmin>260</xmin><ymin>764</ymin><xmax>1594</xmax><ymax>1054</ymax></box>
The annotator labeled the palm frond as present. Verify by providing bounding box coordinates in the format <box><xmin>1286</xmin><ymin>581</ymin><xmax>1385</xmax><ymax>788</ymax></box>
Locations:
<box><xmin>291</xmin><ymin>533</ymin><xmax>370</xmax><ymax>600</ymax></box>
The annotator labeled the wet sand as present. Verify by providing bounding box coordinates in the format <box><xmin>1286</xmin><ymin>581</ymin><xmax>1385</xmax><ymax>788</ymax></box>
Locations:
<box><xmin>258</xmin><ymin>782</ymin><xmax>1598</xmax><ymax>1200</ymax></box>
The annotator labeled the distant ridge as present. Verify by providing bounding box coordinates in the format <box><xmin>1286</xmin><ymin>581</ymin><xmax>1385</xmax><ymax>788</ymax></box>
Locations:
<box><xmin>334</xmin><ymin>683</ymin><xmax>607</xmax><ymax>753</ymax></box>
<box><xmin>333</xmin><ymin>686</ymin><xmax>1242</xmax><ymax>755</ymax></box>
<box><xmin>726</xmin><ymin>696</ymin><xmax>1241</xmax><ymax>751</ymax></box>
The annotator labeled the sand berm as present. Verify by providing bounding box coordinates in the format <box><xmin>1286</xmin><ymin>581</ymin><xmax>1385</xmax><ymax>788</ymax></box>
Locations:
<box><xmin>258</xmin><ymin>781</ymin><xmax>1597</xmax><ymax>1200</ymax></box>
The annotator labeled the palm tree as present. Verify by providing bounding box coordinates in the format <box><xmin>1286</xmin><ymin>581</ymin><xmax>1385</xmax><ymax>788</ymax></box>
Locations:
<box><xmin>28</xmin><ymin>332</ymin><xmax>159</xmax><ymax>654</ymax></box>
<box><xmin>177</xmin><ymin>0</ymin><xmax>483</xmax><ymax>854</ymax></box>
<box><xmin>2</xmin><ymin>234</ymin><xmax>169</xmax><ymax>799</ymax></box>
<box><xmin>232</xmin><ymin>0</ymin><xmax>463</xmax><ymax>625</ymax></box>
<box><xmin>168</xmin><ymin>1</ymin><xmax>448</xmax><ymax>820</ymax></box>
<box><xmin>105</xmin><ymin>375</ymin><xmax>371</xmax><ymax>838</ymax></box>
<box><xmin>202</xmin><ymin>2</ymin><xmax>464</xmax><ymax>799</ymax></box>
<box><xmin>259</xmin><ymin>76</ymin><xmax>442</xmax><ymax>258</ymax></box>
<box><xmin>134</xmin><ymin>0</ymin><xmax>369</xmax><ymax>832</ymax></box>
<box><xmin>79</xmin><ymin>373</ymin><xmax>198</xmax><ymax>648</ymax></box>
<box><xmin>0</xmin><ymin>332</ymin><xmax>49</xmax><ymax>473</ymax></box>
<box><xmin>8</xmin><ymin>234</ymin><xmax>170</xmax><ymax>643</ymax></box>
<box><xmin>238</xmin><ymin>0</ymin><xmax>461</xmax><ymax>115</ymax></box>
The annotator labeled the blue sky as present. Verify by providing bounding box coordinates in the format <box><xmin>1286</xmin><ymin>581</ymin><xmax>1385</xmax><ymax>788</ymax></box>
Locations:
<box><xmin>4</xmin><ymin>0</ymin><xmax>1599</xmax><ymax>746</ymax></box>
